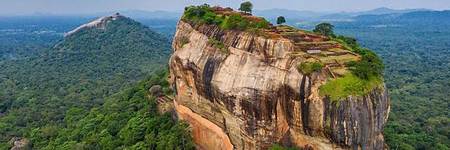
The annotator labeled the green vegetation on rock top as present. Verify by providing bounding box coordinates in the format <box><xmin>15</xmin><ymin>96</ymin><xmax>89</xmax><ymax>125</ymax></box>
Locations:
<box><xmin>182</xmin><ymin>4</ymin><xmax>270</xmax><ymax>31</ymax></box>
<box><xmin>181</xmin><ymin>5</ymin><xmax>385</xmax><ymax>101</ymax></box>
<box><xmin>314</xmin><ymin>24</ymin><xmax>385</xmax><ymax>101</ymax></box>
<box><xmin>320</xmin><ymin>73</ymin><xmax>382</xmax><ymax>101</ymax></box>
<box><xmin>297</xmin><ymin>61</ymin><xmax>324</xmax><ymax>75</ymax></box>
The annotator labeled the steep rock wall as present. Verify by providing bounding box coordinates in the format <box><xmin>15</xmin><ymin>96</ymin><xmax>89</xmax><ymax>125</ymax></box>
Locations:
<box><xmin>169</xmin><ymin>21</ymin><xmax>390</xmax><ymax>150</ymax></box>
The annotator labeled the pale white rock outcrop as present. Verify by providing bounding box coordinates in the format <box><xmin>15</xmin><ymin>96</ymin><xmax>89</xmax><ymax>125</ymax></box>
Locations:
<box><xmin>65</xmin><ymin>13</ymin><xmax>122</xmax><ymax>37</ymax></box>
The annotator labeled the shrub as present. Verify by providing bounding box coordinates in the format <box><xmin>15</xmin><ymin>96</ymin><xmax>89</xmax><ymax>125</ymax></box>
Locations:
<box><xmin>297</xmin><ymin>62</ymin><xmax>324</xmax><ymax>75</ymax></box>
<box><xmin>332</xmin><ymin>35</ymin><xmax>384</xmax><ymax>80</ymax></box>
<box><xmin>204</xmin><ymin>12</ymin><xmax>224</xmax><ymax>25</ymax></box>
<box><xmin>183</xmin><ymin>4</ymin><xmax>215</xmax><ymax>24</ymax></box>
<box><xmin>208</xmin><ymin>38</ymin><xmax>228</xmax><ymax>54</ymax></box>
<box><xmin>221</xmin><ymin>14</ymin><xmax>270</xmax><ymax>31</ymax></box>
<box><xmin>221</xmin><ymin>14</ymin><xmax>247</xmax><ymax>30</ymax></box>
<box><xmin>254</xmin><ymin>18</ymin><xmax>270</xmax><ymax>29</ymax></box>
<box><xmin>336</xmin><ymin>35</ymin><xmax>358</xmax><ymax>49</ymax></box>
<box><xmin>180</xmin><ymin>36</ymin><xmax>190</xmax><ymax>47</ymax></box>
<box><xmin>346</xmin><ymin>48</ymin><xmax>384</xmax><ymax>80</ymax></box>
<box><xmin>313</xmin><ymin>22</ymin><xmax>335</xmax><ymax>36</ymax></box>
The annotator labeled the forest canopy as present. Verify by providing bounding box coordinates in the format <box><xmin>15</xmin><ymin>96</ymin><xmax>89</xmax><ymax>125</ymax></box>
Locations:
<box><xmin>0</xmin><ymin>16</ymin><xmax>177</xmax><ymax>149</ymax></box>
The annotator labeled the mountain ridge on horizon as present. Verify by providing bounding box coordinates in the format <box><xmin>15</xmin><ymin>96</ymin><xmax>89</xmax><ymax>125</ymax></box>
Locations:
<box><xmin>0</xmin><ymin>7</ymin><xmax>439</xmax><ymax>18</ymax></box>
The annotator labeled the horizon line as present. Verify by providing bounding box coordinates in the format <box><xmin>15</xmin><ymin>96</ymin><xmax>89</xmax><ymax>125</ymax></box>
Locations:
<box><xmin>0</xmin><ymin>6</ymin><xmax>446</xmax><ymax>17</ymax></box>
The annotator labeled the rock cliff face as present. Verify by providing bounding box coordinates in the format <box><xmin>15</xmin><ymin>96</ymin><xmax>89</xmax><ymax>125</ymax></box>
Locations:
<box><xmin>169</xmin><ymin>19</ymin><xmax>390</xmax><ymax>150</ymax></box>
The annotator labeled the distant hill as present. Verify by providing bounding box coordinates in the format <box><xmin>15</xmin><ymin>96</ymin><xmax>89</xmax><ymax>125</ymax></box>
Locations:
<box><xmin>0</xmin><ymin>14</ymin><xmax>172</xmax><ymax>148</ymax></box>
<box><xmin>251</xmin><ymin>7</ymin><xmax>432</xmax><ymax>22</ymax></box>
<box><xmin>354</xmin><ymin>10</ymin><xmax>450</xmax><ymax>25</ymax></box>
<box><xmin>353</xmin><ymin>7</ymin><xmax>431</xmax><ymax>16</ymax></box>
<box><xmin>317</xmin><ymin>7</ymin><xmax>432</xmax><ymax>21</ymax></box>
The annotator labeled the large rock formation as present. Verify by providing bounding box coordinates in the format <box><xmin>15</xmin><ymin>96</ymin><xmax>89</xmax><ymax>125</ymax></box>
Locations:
<box><xmin>169</xmin><ymin>9</ymin><xmax>390</xmax><ymax>150</ymax></box>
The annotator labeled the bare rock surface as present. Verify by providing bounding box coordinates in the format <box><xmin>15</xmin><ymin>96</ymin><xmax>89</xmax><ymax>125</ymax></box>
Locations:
<box><xmin>65</xmin><ymin>13</ymin><xmax>123</xmax><ymax>37</ymax></box>
<box><xmin>9</xmin><ymin>137</ymin><xmax>30</xmax><ymax>150</ymax></box>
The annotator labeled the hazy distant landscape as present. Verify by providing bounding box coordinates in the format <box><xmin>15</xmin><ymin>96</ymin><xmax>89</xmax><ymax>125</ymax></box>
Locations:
<box><xmin>0</xmin><ymin>6</ymin><xmax>449</xmax><ymax>149</ymax></box>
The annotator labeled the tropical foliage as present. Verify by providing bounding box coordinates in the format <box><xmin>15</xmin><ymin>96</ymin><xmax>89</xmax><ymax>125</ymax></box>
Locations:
<box><xmin>0</xmin><ymin>16</ymin><xmax>179</xmax><ymax>149</ymax></box>
<box><xmin>183</xmin><ymin>4</ymin><xmax>270</xmax><ymax>31</ymax></box>
<box><xmin>297</xmin><ymin>62</ymin><xmax>324</xmax><ymax>75</ymax></box>
<box><xmin>31</xmin><ymin>70</ymin><xmax>195</xmax><ymax>149</ymax></box>
<box><xmin>277</xmin><ymin>16</ymin><xmax>286</xmax><ymax>25</ymax></box>
<box><xmin>317</xmin><ymin>24</ymin><xmax>384</xmax><ymax>101</ymax></box>
<box><xmin>313</xmin><ymin>23</ymin><xmax>335</xmax><ymax>36</ymax></box>
<box><xmin>319</xmin><ymin>73</ymin><xmax>382</xmax><ymax>101</ymax></box>
<box><xmin>333</xmin><ymin>16</ymin><xmax>450</xmax><ymax>149</ymax></box>
<box><xmin>239</xmin><ymin>1</ymin><xmax>253</xmax><ymax>14</ymax></box>
<box><xmin>334</xmin><ymin>35</ymin><xmax>384</xmax><ymax>80</ymax></box>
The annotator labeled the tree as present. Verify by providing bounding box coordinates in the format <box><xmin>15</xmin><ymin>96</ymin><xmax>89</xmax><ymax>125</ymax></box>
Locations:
<box><xmin>277</xmin><ymin>16</ymin><xmax>286</xmax><ymax>25</ymax></box>
<box><xmin>239</xmin><ymin>1</ymin><xmax>253</xmax><ymax>14</ymax></box>
<box><xmin>313</xmin><ymin>23</ymin><xmax>335</xmax><ymax>36</ymax></box>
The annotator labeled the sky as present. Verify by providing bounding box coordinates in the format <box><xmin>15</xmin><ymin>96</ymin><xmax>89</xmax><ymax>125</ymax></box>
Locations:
<box><xmin>0</xmin><ymin>0</ymin><xmax>449</xmax><ymax>15</ymax></box>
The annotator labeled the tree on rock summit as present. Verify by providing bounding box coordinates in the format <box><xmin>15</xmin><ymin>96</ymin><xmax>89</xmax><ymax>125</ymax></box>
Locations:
<box><xmin>239</xmin><ymin>1</ymin><xmax>253</xmax><ymax>14</ymax></box>
<box><xmin>277</xmin><ymin>16</ymin><xmax>286</xmax><ymax>25</ymax></box>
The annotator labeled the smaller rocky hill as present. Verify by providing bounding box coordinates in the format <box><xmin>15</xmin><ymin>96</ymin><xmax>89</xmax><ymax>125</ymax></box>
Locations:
<box><xmin>0</xmin><ymin>14</ymin><xmax>173</xmax><ymax>149</ymax></box>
